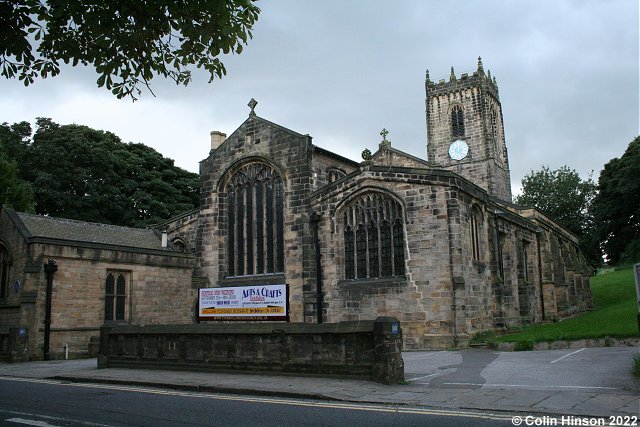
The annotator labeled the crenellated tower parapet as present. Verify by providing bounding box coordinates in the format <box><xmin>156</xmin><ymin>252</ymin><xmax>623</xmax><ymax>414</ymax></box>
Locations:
<box><xmin>426</xmin><ymin>57</ymin><xmax>512</xmax><ymax>202</ymax></box>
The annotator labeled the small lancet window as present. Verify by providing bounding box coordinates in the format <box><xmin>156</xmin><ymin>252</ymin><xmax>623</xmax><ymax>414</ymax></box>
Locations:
<box><xmin>451</xmin><ymin>105</ymin><xmax>465</xmax><ymax>138</ymax></box>
<box><xmin>105</xmin><ymin>272</ymin><xmax>127</xmax><ymax>321</ymax></box>
<box><xmin>470</xmin><ymin>207</ymin><xmax>482</xmax><ymax>261</ymax></box>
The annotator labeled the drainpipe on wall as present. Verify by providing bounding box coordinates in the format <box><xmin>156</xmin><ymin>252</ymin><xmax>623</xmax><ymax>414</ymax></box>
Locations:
<box><xmin>491</xmin><ymin>211</ymin><xmax>503</xmax><ymax>328</ymax></box>
<box><xmin>536</xmin><ymin>229</ymin><xmax>546</xmax><ymax>321</ymax></box>
<box><xmin>43</xmin><ymin>259</ymin><xmax>57</xmax><ymax>361</ymax></box>
<box><xmin>309</xmin><ymin>211</ymin><xmax>323</xmax><ymax>324</ymax></box>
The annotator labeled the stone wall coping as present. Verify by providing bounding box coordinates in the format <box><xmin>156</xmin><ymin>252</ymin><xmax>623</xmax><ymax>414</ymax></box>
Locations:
<box><xmin>99</xmin><ymin>317</ymin><xmax>404</xmax><ymax>383</ymax></box>
<box><xmin>150</xmin><ymin>208</ymin><xmax>200</xmax><ymax>229</ymax></box>
<box><xmin>27</xmin><ymin>237</ymin><xmax>195</xmax><ymax>260</ymax></box>
<box><xmin>104</xmin><ymin>320</ymin><xmax>383</xmax><ymax>336</ymax></box>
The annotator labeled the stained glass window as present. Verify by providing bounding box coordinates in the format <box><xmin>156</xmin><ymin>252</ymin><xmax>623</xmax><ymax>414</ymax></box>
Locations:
<box><xmin>343</xmin><ymin>193</ymin><xmax>405</xmax><ymax>279</ymax></box>
<box><xmin>225</xmin><ymin>163</ymin><xmax>285</xmax><ymax>276</ymax></box>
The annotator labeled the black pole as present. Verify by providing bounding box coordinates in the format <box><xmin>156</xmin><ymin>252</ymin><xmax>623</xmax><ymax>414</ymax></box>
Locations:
<box><xmin>536</xmin><ymin>230</ymin><xmax>546</xmax><ymax>321</ymax></box>
<box><xmin>43</xmin><ymin>259</ymin><xmax>57</xmax><ymax>361</ymax></box>
<box><xmin>310</xmin><ymin>211</ymin><xmax>323</xmax><ymax>323</ymax></box>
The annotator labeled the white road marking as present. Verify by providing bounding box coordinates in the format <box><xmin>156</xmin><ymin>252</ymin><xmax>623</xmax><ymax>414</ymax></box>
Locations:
<box><xmin>1</xmin><ymin>409</ymin><xmax>111</xmax><ymax>426</ymax></box>
<box><xmin>5</xmin><ymin>418</ymin><xmax>58</xmax><ymax>427</ymax></box>
<box><xmin>550</xmin><ymin>348</ymin><xmax>586</xmax><ymax>364</ymax></box>
<box><xmin>406</xmin><ymin>372</ymin><xmax>441</xmax><ymax>381</ymax></box>
<box><xmin>442</xmin><ymin>382</ymin><xmax>617</xmax><ymax>390</ymax></box>
<box><xmin>0</xmin><ymin>377</ymin><xmax>512</xmax><ymax>422</ymax></box>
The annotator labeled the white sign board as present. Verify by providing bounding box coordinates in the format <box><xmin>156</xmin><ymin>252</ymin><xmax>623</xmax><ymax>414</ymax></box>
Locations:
<box><xmin>198</xmin><ymin>284</ymin><xmax>288</xmax><ymax>321</ymax></box>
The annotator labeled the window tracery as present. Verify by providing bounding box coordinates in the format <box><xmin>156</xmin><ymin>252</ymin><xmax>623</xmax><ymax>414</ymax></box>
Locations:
<box><xmin>105</xmin><ymin>272</ymin><xmax>127</xmax><ymax>321</ymax></box>
<box><xmin>343</xmin><ymin>193</ymin><xmax>405</xmax><ymax>279</ymax></box>
<box><xmin>225</xmin><ymin>163</ymin><xmax>285</xmax><ymax>276</ymax></box>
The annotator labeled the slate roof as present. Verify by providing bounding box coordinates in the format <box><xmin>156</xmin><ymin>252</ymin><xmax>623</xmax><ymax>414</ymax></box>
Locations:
<box><xmin>8</xmin><ymin>210</ymin><xmax>165</xmax><ymax>251</ymax></box>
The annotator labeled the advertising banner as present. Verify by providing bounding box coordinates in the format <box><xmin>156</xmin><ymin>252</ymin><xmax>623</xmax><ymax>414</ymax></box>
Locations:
<box><xmin>198</xmin><ymin>284</ymin><xmax>289</xmax><ymax>321</ymax></box>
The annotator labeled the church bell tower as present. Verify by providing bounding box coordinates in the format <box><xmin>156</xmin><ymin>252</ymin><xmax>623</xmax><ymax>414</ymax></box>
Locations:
<box><xmin>426</xmin><ymin>57</ymin><xmax>512</xmax><ymax>202</ymax></box>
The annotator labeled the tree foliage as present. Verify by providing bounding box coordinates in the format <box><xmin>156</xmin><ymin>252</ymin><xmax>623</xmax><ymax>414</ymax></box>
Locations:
<box><xmin>0</xmin><ymin>118</ymin><xmax>199</xmax><ymax>226</ymax></box>
<box><xmin>515</xmin><ymin>165</ymin><xmax>597</xmax><ymax>236</ymax></box>
<box><xmin>0</xmin><ymin>145</ymin><xmax>33</xmax><ymax>212</ymax></box>
<box><xmin>0</xmin><ymin>0</ymin><xmax>260</xmax><ymax>100</ymax></box>
<box><xmin>591</xmin><ymin>136</ymin><xmax>640</xmax><ymax>264</ymax></box>
<box><xmin>514</xmin><ymin>165</ymin><xmax>598</xmax><ymax>264</ymax></box>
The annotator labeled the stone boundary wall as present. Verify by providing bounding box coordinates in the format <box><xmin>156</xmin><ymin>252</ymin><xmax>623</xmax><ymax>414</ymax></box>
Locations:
<box><xmin>98</xmin><ymin>316</ymin><xmax>404</xmax><ymax>384</ymax></box>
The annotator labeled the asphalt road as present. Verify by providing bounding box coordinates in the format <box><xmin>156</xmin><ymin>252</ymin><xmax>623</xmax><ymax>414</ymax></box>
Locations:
<box><xmin>403</xmin><ymin>346</ymin><xmax>639</xmax><ymax>393</ymax></box>
<box><xmin>0</xmin><ymin>378</ymin><xmax>515</xmax><ymax>427</ymax></box>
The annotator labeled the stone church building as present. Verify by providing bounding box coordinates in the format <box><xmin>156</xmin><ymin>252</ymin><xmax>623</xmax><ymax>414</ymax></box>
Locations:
<box><xmin>0</xmin><ymin>58</ymin><xmax>592</xmax><ymax>358</ymax></box>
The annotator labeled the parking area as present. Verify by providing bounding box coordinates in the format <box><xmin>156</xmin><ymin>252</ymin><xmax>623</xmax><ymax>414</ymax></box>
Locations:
<box><xmin>403</xmin><ymin>346</ymin><xmax>640</xmax><ymax>393</ymax></box>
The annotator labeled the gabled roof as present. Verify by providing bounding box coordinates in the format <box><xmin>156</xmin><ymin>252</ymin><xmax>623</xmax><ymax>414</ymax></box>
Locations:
<box><xmin>4</xmin><ymin>209</ymin><xmax>170</xmax><ymax>252</ymax></box>
<box><xmin>372</xmin><ymin>145</ymin><xmax>433</xmax><ymax>168</ymax></box>
<box><xmin>312</xmin><ymin>145</ymin><xmax>360</xmax><ymax>168</ymax></box>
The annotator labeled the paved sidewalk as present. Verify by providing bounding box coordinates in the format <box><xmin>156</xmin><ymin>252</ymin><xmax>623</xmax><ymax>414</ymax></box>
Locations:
<box><xmin>0</xmin><ymin>348</ymin><xmax>637</xmax><ymax>418</ymax></box>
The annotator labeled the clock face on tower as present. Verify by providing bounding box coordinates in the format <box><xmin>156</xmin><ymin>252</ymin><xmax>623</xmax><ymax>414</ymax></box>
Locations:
<box><xmin>448</xmin><ymin>139</ymin><xmax>468</xmax><ymax>160</ymax></box>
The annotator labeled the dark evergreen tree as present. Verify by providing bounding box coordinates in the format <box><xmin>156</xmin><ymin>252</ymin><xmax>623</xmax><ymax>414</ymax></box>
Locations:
<box><xmin>0</xmin><ymin>118</ymin><xmax>199</xmax><ymax>227</ymax></box>
<box><xmin>591</xmin><ymin>136</ymin><xmax>640</xmax><ymax>264</ymax></box>
<box><xmin>0</xmin><ymin>121</ymin><xmax>34</xmax><ymax>211</ymax></box>
<box><xmin>0</xmin><ymin>147</ymin><xmax>33</xmax><ymax>212</ymax></box>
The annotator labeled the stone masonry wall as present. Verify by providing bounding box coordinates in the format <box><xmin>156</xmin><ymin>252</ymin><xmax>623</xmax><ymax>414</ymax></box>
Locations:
<box><xmin>310</xmin><ymin>149</ymin><xmax>358</xmax><ymax>190</ymax></box>
<box><xmin>426</xmin><ymin>69</ymin><xmax>512</xmax><ymax>202</ymax></box>
<box><xmin>0</xmin><ymin>210</ymin><xmax>196</xmax><ymax>360</ymax></box>
<box><xmin>311</xmin><ymin>163</ymin><xmax>511</xmax><ymax>349</ymax></box>
<box><xmin>99</xmin><ymin>316</ymin><xmax>405</xmax><ymax>384</ymax></box>
<box><xmin>48</xmin><ymin>248</ymin><xmax>192</xmax><ymax>359</ymax></box>
<box><xmin>309</xmin><ymin>159</ymin><xmax>553</xmax><ymax>348</ymax></box>
<box><xmin>196</xmin><ymin>115</ymin><xmax>314</xmax><ymax>322</ymax></box>
<box><xmin>159</xmin><ymin>209</ymin><xmax>200</xmax><ymax>254</ymax></box>
<box><xmin>41</xmin><ymin>243</ymin><xmax>194</xmax><ymax>360</ymax></box>
<box><xmin>0</xmin><ymin>210</ymin><xmax>42</xmax><ymax>360</ymax></box>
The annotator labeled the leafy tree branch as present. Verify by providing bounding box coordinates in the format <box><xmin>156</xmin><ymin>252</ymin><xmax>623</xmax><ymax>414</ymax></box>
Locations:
<box><xmin>0</xmin><ymin>0</ymin><xmax>260</xmax><ymax>100</ymax></box>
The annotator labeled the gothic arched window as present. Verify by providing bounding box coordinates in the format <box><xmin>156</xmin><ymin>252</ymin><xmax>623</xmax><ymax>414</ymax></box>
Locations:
<box><xmin>225</xmin><ymin>163</ymin><xmax>285</xmax><ymax>276</ymax></box>
<box><xmin>451</xmin><ymin>105</ymin><xmax>465</xmax><ymax>138</ymax></box>
<box><xmin>327</xmin><ymin>167</ymin><xmax>346</xmax><ymax>183</ymax></box>
<box><xmin>342</xmin><ymin>193</ymin><xmax>405</xmax><ymax>279</ymax></box>
<box><xmin>172</xmin><ymin>238</ymin><xmax>189</xmax><ymax>253</ymax></box>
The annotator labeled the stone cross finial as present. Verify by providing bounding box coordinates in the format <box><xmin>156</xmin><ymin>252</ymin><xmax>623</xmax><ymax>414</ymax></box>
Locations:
<box><xmin>379</xmin><ymin>128</ymin><xmax>391</xmax><ymax>149</ymax></box>
<box><xmin>248</xmin><ymin>98</ymin><xmax>258</xmax><ymax>116</ymax></box>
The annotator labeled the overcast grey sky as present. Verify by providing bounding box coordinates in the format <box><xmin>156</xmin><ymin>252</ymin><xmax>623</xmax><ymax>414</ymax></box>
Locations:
<box><xmin>0</xmin><ymin>0</ymin><xmax>638</xmax><ymax>195</ymax></box>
